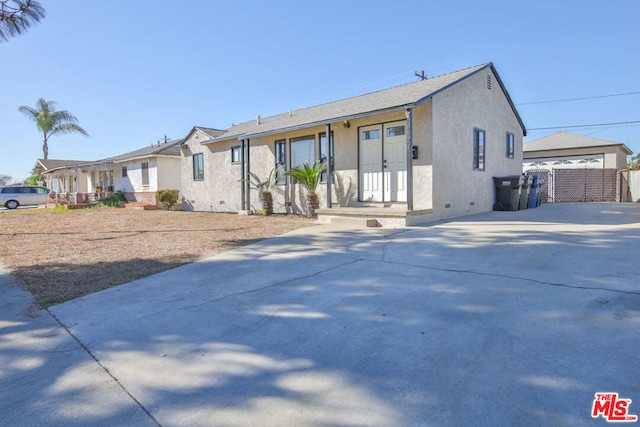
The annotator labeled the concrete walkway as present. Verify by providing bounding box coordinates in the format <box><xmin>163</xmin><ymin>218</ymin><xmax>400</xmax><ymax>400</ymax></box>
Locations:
<box><xmin>1</xmin><ymin>203</ymin><xmax>639</xmax><ymax>426</ymax></box>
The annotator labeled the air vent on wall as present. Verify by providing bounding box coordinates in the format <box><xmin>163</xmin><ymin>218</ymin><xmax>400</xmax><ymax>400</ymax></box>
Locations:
<box><xmin>486</xmin><ymin>74</ymin><xmax>492</xmax><ymax>90</ymax></box>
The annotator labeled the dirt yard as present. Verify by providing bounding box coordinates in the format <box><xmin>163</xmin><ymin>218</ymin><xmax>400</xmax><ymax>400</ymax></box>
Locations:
<box><xmin>0</xmin><ymin>208</ymin><xmax>314</xmax><ymax>307</ymax></box>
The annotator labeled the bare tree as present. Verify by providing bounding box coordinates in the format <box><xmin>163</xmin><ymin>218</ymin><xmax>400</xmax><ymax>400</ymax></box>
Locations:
<box><xmin>0</xmin><ymin>174</ymin><xmax>12</xmax><ymax>186</ymax></box>
<box><xmin>0</xmin><ymin>0</ymin><xmax>45</xmax><ymax>42</ymax></box>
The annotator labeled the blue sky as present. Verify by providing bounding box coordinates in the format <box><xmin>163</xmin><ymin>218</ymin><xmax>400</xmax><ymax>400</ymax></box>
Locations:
<box><xmin>1</xmin><ymin>0</ymin><xmax>638</xmax><ymax>181</ymax></box>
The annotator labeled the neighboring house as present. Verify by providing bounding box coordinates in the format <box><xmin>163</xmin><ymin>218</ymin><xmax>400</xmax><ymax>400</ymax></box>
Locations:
<box><xmin>523</xmin><ymin>131</ymin><xmax>631</xmax><ymax>172</ymax></box>
<box><xmin>32</xmin><ymin>159</ymin><xmax>91</xmax><ymax>192</ymax></box>
<box><xmin>95</xmin><ymin>138</ymin><xmax>183</xmax><ymax>204</ymax></box>
<box><xmin>522</xmin><ymin>132</ymin><xmax>632</xmax><ymax>203</ymax></box>
<box><xmin>181</xmin><ymin>62</ymin><xmax>526</xmax><ymax>225</ymax></box>
<box><xmin>38</xmin><ymin>139</ymin><xmax>183</xmax><ymax>205</ymax></box>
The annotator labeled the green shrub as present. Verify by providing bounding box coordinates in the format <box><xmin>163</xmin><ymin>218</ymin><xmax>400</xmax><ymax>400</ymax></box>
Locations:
<box><xmin>157</xmin><ymin>189</ymin><xmax>179</xmax><ymax>210</ymax></box>
<box><xmin>94</xmin><ymin>191</ymin><xmax>127</xmax><ymax>208</ymax></box>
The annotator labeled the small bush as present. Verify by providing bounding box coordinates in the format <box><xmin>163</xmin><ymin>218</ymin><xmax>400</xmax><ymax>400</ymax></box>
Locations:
<box><xmin>157</xmin><ymin>189</ymin><xmax>179</xmax><ymax>210</ymax></box>
<box><xmin>94</xmin><ymin>191</ymin><xmax>127</xmax><ymax>208</ymax></box>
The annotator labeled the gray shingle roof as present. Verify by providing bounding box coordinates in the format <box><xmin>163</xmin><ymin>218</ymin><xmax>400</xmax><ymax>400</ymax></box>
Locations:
<box><xmin>33</xmin><ymin>159</ymin><xmax>93</xmax><ymax>176</ymax></box>
<box><xmin>524</xmin><ymin>131</ymin><xmax>632</xmax><ymax>154</ymax></box>
<box><xmin>36</xmin><ymin>159</ymin><xmax>91</xmax><ymax>171</ymax></box>
<box><xmin>98</xmin><ymin>138</ymin><xmax>184</xmax><ymax>163</ymax></box>
<box><xmin>196</xmin><ymin>127</ymin><xmax>226</xmax><ymax>139</ymax></box>
<box><xmin>207</xmin><ymin>62</ymin><xmax>525</xmax><ymax>143</ymax></box>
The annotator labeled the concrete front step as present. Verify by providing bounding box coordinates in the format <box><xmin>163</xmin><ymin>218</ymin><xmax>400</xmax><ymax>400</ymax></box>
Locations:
<box><xmin>329</xmin><ymin>217</ymin><xmax>380</xmax><ymax>227</ymax></box>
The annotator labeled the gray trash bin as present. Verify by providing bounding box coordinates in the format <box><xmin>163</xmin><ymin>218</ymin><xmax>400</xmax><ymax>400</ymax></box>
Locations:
<box><xmin>493</xmin><ymin>176</ymin><xmax>522</xmax><ymax>211</ymax></box>
<box><xmin>528</xmin><ymin>175</ymin><xmax>540</xmax><ymax>208</ymax></box>
<box><xmin>519</xmin><ymin>176</ymin><xmax>531</xmax><ymax>210</ymax></box>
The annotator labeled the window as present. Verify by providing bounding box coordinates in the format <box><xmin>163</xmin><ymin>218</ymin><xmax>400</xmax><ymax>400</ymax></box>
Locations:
<box><xmin>231</xmin><ymin>146</ymin><xmax>241</xmax><ymax>164</ymax></box>
<box><xmin>506</xmin><ymin>132</ymin><xmax>514</xmax><ymax>159</ymax></box>
<box><xmin>290</xmin><ymin>135</ymin><xmax>315</xmax><ymax>169</ymax></box>
<box><xmin>275</xmin><ymin>140</ymin><xmax>286</xmax><ymax>185</ymax></box>
<box><xmin>386</xmin><ymin>125</ymin><xmax>405</xmax><ymax>137</ymax></box>
<box><xmin>473</xmin><ymin>129</ymin><xmax>485</xmax><ymax>171</ymax></box>
<box><xmin>141</xmin><ymin>162</ymin><xmax>149</xmax><ymax>187</ymax></box>
<box><xmin>121</xmin><ymin>166</ymin><xmax>128</xmax><ymax>177</ymax></box>
<box><xmin>362</xmin><ymin>129</ymin><xmax>380</xmax><ymax>140</ymax></box>
<box><xmin>193</xmin><ymin>153</ymin><xmax>204</xmax><ymax>181</ymax></box>
<box><xmin>319</xmin><ymin>132</ymin><xmax>334</xmax><ymax>183</ymax></box>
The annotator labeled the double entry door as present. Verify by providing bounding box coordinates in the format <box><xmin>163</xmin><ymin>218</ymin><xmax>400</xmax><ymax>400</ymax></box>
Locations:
<box><xmin>359</xmin><ymin>121</ymin><xmax>407</xmax><ymax>202</ymax></box>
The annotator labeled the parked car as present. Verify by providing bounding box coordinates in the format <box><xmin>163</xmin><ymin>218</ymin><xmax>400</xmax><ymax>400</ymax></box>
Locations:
<box><xmin>0</xmin><ymin>186</ymin><xmax>50</xmax><ymax>209</ymax></box>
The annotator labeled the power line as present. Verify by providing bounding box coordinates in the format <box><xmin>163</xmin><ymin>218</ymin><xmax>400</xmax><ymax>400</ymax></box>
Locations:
<box><xmin>528</xmin><ymin>120</ymin><xmax>640</xmax><ymax>131</ymax></box>
<box><xmin>518</xmin><ymin>91</ymin><xmax>640</xmax><ymax>105</ymax></box>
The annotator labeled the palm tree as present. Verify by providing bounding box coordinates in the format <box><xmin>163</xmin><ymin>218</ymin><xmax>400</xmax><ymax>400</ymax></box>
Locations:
<box><xmin>0</xmin><ymin>0</ymin><xmax>45</xmax><ymax>42</ymax></box>
<box><xmin>18</xmin><ymin>98</ymin><xmax>89</xmax><ymax>159</ymax></box>
<box><xmin>286</xmin><ymin>160</ymin><xmax>327</xmax><ymax>218</ymax></box>
<box><xmin>241</xmin><ymin>166</ymin><xmax>282</xmax><ymax>215</ymax></box>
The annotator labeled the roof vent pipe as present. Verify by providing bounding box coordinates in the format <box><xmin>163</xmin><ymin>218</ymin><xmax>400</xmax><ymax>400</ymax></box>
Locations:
<box><xmin>256</xmin><ymin>115</ymin><xmax>261</xmax><ymax>125</ymax></box>
<box><xmin>289</xmin><ymin>109</ymin><xmax>292</xmax><ymax>117</ymax></box>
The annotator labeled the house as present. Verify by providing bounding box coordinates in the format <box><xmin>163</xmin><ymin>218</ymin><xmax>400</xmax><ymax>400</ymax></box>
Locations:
<box><xmin>39</xmin><ymin>138</ymin><xmax>183</xmax><ymax>205</ymax></box>
<box><xmin>523</xmin><ymin>132</ymin><xmax>632</xmax><ymax>203</ymax></box>
<box><xmin>180</xmin><ymin>63</ymin><xmax>526</xmax><ymax>225</ymax></box>
<box><xmin>523</xmin><ymin>131</ymin><xmax>631</xmax><ymax>172</ymax></box>
<box><xmin>32</xmin><ymin>159</ymin><xmax>91</xmax><ymax>192</ymax></box>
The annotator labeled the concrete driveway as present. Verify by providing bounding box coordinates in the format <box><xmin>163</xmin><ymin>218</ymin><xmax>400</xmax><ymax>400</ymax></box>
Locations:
<box><xmin>1</xmin><ymin>203</ymin><xmax>639</xmax><ymax>426</ymax></box>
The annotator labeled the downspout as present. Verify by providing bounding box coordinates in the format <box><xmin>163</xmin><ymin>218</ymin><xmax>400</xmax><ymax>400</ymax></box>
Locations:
<box><xmin>245</xmin><ymin>139</ymin><xmax>251</xmax><ymax>210</ymax></box>
<box><xmin>240</xmin><ymin>139</ymin><xmax>246</xmax><ymax>211</ymax></box>
<box><xmin>406</xmin><ymin>108</ymin><xmax>414</xmax><ymax>211</ymax></box>
<box><xmin>325</xmin><ymin>124</ymin><xmax>332</xmax><ymax>209</ymax></box>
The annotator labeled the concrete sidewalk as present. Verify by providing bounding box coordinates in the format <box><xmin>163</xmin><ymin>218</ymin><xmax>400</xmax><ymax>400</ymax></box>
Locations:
<box><xmin>2</xmin><ymin>203</ymin><xmax>639</xmax><ymax>426</ymax></box>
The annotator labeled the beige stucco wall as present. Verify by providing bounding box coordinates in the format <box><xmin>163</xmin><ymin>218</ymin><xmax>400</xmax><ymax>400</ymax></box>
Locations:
<box><xmin>156</xmin><ymin>157</ymin><xmax>182</xmax><ymax>191</ymax></box>
<box><xmin>181</xmin><ymin>129</ymin><xmax>243</xmax><ymax>212</ymax></box>
<box><xmin>410</xmin><ymin>101</ymin><xmax>434</xmax><ymax>210</ymax></box>
<box><xmin>430</xmin><ymin>68</ymin><xmax>524</xmax><ymax>221</ymax></box>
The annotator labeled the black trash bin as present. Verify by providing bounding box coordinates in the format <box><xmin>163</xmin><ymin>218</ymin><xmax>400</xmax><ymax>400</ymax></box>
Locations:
<box><xmin>493</xmin><ymin>176</ymin><xmax>522</xmax><ymax>211</ymax></box>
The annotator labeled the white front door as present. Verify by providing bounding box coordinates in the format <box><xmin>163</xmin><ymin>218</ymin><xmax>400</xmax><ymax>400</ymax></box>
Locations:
<box><xmin>359</xmin><ymin>121</ymin><xmax>407</xmax><ymax>202</ymax></box>
<box><xmin>383</xmin><ymin>121</ymin><xmax>407</xmax><ymax>202</ymax></box>
<box><xmin>359</xmin><ymin>125</ymin><xmax>383</xmax><ymax>201</ymax></box>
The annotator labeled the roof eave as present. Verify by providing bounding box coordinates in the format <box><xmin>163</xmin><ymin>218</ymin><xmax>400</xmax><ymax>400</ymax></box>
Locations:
<box><xmin>217</xmin><ymin>104</ymin><xmax>415</xmax><ymax>142</ymax></box>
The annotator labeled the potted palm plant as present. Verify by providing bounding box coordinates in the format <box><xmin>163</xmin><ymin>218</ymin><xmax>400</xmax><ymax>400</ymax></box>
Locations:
<box><xmin>286</xmin><ymin>160</ymin><xmax>327</xmax><ymax>218</ymax></box>
<box><xmin>241</xmin><ymin>166</ymin><xmax>282</xmax><ymax>215</ymax></box>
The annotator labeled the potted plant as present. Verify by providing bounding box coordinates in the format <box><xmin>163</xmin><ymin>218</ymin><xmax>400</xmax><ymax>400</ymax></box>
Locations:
<box><xmin>286</xmin><ymin>160</ymin><xmax>327</xmax><ymax>218</ymax></box>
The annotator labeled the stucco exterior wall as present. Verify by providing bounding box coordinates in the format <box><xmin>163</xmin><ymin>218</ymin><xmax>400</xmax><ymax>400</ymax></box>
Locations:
<box><xmin>156</xmin><ymin>157</ymin><xmax>182</xmax><ymax>191</ymax></box>
<box><xmin>431</xmin><ymin>68</ymin><xmax>524</xmax><ymax>221</ymax></box>
<box><xmin>114</xmin><ymin>158</ymin><xmax>158</xmax><ymax>192</ymax></box>
<box><xmin>181</xmin><ymin>129</ymin><xmax>243</xmax><ymax>212</ymax></box>
<box><xmin>411</xmin><ymin>101</ymin><xmax>434</xmax><ymax>211</ymax></box>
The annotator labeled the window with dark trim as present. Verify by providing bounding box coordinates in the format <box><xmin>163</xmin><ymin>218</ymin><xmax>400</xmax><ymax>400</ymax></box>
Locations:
<box><xmin>473</xmin><ymin>129</ymin><xmax>485</xmax><ymax>171</ymax></box>
<box><xmin>290</xmin><ymin>135</ymin><xmax>315</xmax><ymax>170</ymax></box>
<box><xmin>506</xmin><ymin>132</ymin><xmax>514</xmax><ymax>159</ymax></box>
<box><xmin>231</xmin><ymin>146</ymin><xmax>241</xmax><ymax>164</ymax></box>
<box><xmin>141</xmin><ymin>162</ymin><xmax>150</xmax><ymax>186</ymax></box>
<box><xmin>121</xmin><ymin>166</ymin><xmax>128</xmax><ymax>177</ymax></box>
<box><xmin>275</xmin><ymin>140</ymin><xmax>286</xmax><ymax>185</ymax></box>
<box><xmin>193</xmin><ymin>153</ymin><xmax>204</xmax><ymax>181</ymax></box>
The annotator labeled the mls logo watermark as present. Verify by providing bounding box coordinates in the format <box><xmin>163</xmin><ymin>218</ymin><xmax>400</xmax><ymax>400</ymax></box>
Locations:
<box><xmin>592</xmin><ymin>393</ymin><xmax>638</xmax><ymax>422</ymax></box>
